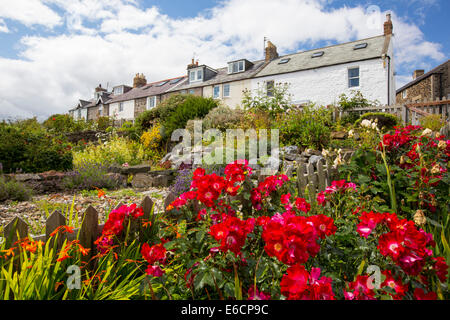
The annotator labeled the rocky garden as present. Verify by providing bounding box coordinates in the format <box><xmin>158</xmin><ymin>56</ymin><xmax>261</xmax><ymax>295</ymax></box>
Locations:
<box><xmin>0</xmin><ymin>88</ymin><xmax>448</xmax><ymax>300</ymax></box>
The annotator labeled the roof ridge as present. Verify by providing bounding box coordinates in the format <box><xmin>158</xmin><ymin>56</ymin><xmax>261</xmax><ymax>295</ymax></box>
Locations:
<box><xmin>277</xmin><ymin>34</ymin><xmax>385</xmax><ymax>59</ymax></box>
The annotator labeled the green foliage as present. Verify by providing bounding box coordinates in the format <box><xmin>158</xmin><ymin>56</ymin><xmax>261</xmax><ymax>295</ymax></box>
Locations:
<box><xmin>43</xmin><ymin>114</ymin><xmax>94</xmax><ymax>133</ymax></box>
<box><xmin>338</xmin><ymin>91</ymin><xmax>380</xmax><ymax>126</ymax></box>
<box><xmin>241</xmin><ymin>82</ymin><xmax>293</xmax><ymax>117</ymax></box>
<box><xmin>96</xmin><ymin>116</ymin><xmax>112</xmax><ymax>131</ymax></box>
<box><xmin>420</xmin><ymin>114</ymin><xmax>446</xmax><ymax>131</ymax></box>
<box><xmin>355</xmin><ymin>112</ymin><xmax>400</xmax><ymax>131</ymax></box>
<box><xmin>276</xmin><ymin>104</ymin><xmax>333</xmax><ymax>149</ymax></box>
<box><xmin>72</xmin><ymin>134</ymin><xmax>146</xmax><ymax>167</ymax></box>
<box><xmin>201</xmin><ymin>106</ymin><xmax>246</xmax><ymax>132</ymax></box>
<box><xmin>0</xmin><ymin>122</ymin><xmax>73</xmax><ymax>173</ymax></box>
<box><xmin>0</xmin><ymin>176</ymin><xmax>33</xmax><ymax>202</ymax></box>
<box><xmin>162</xmin><ymin>95</ymin><xmax>218</xmax><ymax>140</ymax></box>
<box><xmin>63</xmin><ymin>160</ymin><xmax>120</xmax><ymax>191</ymax></box>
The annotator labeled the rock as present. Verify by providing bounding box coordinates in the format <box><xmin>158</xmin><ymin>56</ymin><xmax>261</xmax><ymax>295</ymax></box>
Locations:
<box><xmin>261</xmin><ymin>156</ymin><xmax>280</xmax><ymax>175</ymax></box>
<box><xmin>107</xmin><ymin>165</ymin><xmax>122</xmax><ymax>174</ymax></box>
<box><xmin>331</xmin><ymin>131</ymin><xmax>348</xmax><ymax>140</ymax></box>
<box><xmin>308</xmin><ymin>155</ymin><xmax>324</xmax><ymax>165</ymax></box>
<box><xmin>121</xmin><ymin>164</ymin><xmax>152</xmax><ymax>175</ymax></box>
<box><xmin>302</xmin><ymin>149</ymin><xmax>322</xmax><ymax>157</ymax></box>
<box><xmin>9</xmin><ymin>174</ymin><xmax>42</xmax><ymax>182</ymax></box>
<box><xmin>131</xmin><ymin>173</ymin><xmax>153</xmax><ymax>188</ymax></box>
<box><xmin>160</xmin><ymin>152</ymin><xmax>172</xmax><ymax>163</ymax></box>
<box><xmin>281</xmin><ymin>145</ymin><xmax>300</xmax><ymax>160</ymax></box>
<box><xmin>105</xmin><ymin>173</ymin><xmax>127</xmax><ymax>188</ymax></box>
<box><xmin>247</xmin><ymin>159</ymin><xmax>261</xmax><ymax>170</ymax></box>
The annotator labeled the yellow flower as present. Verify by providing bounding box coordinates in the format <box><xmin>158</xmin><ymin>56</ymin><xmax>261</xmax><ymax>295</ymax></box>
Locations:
<box><xmin>413</xmin><ymin>210</ymin><xmax>426</xmax><ymax>226</ymax></box>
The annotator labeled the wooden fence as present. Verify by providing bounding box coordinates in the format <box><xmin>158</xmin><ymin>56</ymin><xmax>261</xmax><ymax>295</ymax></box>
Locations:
<box><xmin>348</xmin><ymin>98</ymin><xmax>450</xmax><ymax>126</ymax></box>
<box><xmin>1</xmin><ymin>159</ymin><xmax>345</xmax><ymax>252</ymax></box>
<box><xmin>1</xmin><ymin>196</ymin><xmax>155</xmax><ymax>259</ymax></box>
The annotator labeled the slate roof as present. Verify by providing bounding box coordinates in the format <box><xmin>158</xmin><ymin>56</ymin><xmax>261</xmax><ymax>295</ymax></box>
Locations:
<box><xmin>396</xmin><ymin>59</ymin><xmax>450</xmax><ymax>94</ymax></box>
<box><xmin>105</xmin><ymin>75</ymin><xmax>187</xmax><ymax>104</ymax></box>
<box><xmin>255</xmin><ymin>35</ymin><xmax>389</xmax><ymax>78</ymax></box>
<box><xmin>165</xmin><ymin>60</ymin><xmax>267</xmax><ymax>92</ymax></box>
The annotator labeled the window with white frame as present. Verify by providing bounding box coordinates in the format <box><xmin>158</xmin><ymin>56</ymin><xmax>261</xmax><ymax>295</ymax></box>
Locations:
<box><xmin>98</xmin><ymin>105</ymin><xmax>103</xmax><ymax>116</ymax></box>
<box><xmin>77</xmin><ymin>109</ymin><xmax>81</xmax><ymax>119</ymax></box>
<box><xmin>147</xmin><ymin>96</ymin><xmax>156</xmax><ymax>109</ymax></box>
<box><xmin>189</xmin><ymin>68</ymin><xmax>203</xmax><ymax>83</ymax></box>
<box><xmin>402</xmin><ymin>90</ymin><xmax>407</xmax><ymax>99</ymax></box>
<box><xmin>348</xmin><ymin>67</ymin><xmax>360</xmax><ymax>88</ymax></box>
<box><xmin>228</xmin><ymin>60</ymin><xmax>245</xmax><ymax>74</ymax></box>
<box><xmin>119</xmin><ymin>102</ymin><xmax>124</xmax><ymax>112</ymax></box>
<box><xmin>223</xmin><ymin>84</ymin><xmax>230</xmax><ymax>97</ymax></box>
<box><xmin>213</xmin><ymin>85</ymin><xmax>220</xmax><ymax>99</ymax></box>
<box><xmin>114</xmin><ymin>86</ymin><xmax>123</xmax><ymax>95</ymax></box>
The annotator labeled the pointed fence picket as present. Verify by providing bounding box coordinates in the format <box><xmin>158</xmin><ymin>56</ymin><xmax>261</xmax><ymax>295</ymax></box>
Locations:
<box><xmin>1</xmin><ymin>196</ymin><xmax>157</xmax><ymax>254</ymax></box>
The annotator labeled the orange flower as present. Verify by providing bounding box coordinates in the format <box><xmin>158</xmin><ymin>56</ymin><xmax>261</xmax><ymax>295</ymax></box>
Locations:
<box><xmin>1</xmin><ymin>248</ymin><xmax>15</xmax><ymax>257</ymax></box>
<box><xmin>50</xmin><ymin>225</ymin><xmax>74</xmax><ymax>237</ymax></box>
<box><xmin>166</xmin><ymin>204</ymin><xmax>174</xmax><ymax>211</ymax></box>
<box><xmin>77</xmin><ymin>244</ymin><xmax>91</xmax><ymax>256</ymax></box>
<box><xmin>142</xmin><ymin>220</ymin><xmax>152</xmax><ymax>228</ymax></box>
<box><xmin>57</xmin><ymin>253</ymin><xmax>71</xmax><ymax>262</ymax></box>
<box><xmin>95</xmin><ymin>187</ymin><xmax>106</xmax><ymax>199</ymax></box>
<box><xmin>55</xmin><ymin>281</ymin><xmax>64</xmax><ymax>292</ymax></box>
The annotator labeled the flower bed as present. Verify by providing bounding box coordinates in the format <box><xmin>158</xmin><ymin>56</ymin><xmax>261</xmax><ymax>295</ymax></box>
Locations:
<box><xmin>0</xmin><ymin>125</ymin><xmax>448</xmax><ymax>300</ymax></box>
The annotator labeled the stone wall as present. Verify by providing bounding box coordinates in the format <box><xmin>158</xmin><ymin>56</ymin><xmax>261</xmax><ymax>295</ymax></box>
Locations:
<box><xmin>396</xmin><ymin>76</ymin><xmax>432</xmax><ymax>103</ymax></box>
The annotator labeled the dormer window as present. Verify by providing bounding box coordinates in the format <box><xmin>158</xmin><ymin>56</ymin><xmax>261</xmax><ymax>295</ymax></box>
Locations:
<box><xmin>189</xmin><ymin>68</ymin><xmax>203</xmax><ymax>83</ymax></box>
<box><xmin>228</xmin><ymin>60</ymin><xmax>245</xmax><ymax>74</ymax></box>
<box><xmin>114</xmin><ymin>86</ymin><xmax>124</xmax><ymax>95</ymax></box>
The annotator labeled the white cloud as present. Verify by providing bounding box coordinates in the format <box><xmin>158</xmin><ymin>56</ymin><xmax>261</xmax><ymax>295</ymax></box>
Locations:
<box><xmin>0</xmin><ymin>0</ymin><xmax>446</xmax><ymax>119</ymax></box>
<box><xmin>0</xmin><ymin>18</ymin><xmax>9</xmax><ymax>33</ymax></box>
<box><xmin>0</xmin><ymin>0</ymin><xmax>61</xmax><ymax>28</ymax></box>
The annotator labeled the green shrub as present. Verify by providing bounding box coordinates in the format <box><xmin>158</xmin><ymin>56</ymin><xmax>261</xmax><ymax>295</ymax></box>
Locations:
<box><xmin>355</xmin><ymin>112</ymin><xmax>400</xmax><ymax>131</ymax></box>
<box><xmin>135</xmin><ymin>94</ymin><xmax>188</xmax><ymax>133</ymax></box>
<box><xmin>0</xmin><ymin>176</ymin><xmax>32</xmax><ymax>202</ymax></box>
<box><xmin>63</xmin><ymin>161</ymin><xmax>120</xmax><ymax>190</ymax></box>
<box><xmin>276</xmin><ymin>104</ymin><xmax>333</xmax><ymax>149</ymax></box>
<box><xmin>420</xmin><ymin>114</ymin><xmax>446</xmax><ymax>131</ymax></box>
<box><xmin>43</xmin><ymin>114</ymin><xmax>94</xmax><ymax>133</ymax></box>
<box><xmin>72</xmin><ymin>134</ymin><xmax>145</xmax><ymax>167</ymax></box>
<box><xmin>202</xmin><ymin>106</ymin><xmax>245</xmax><ymax>131</ymax></box>
<box><xmin>241</xmin><ymin>82</ymin><xmax>293</xmax><ymax>117</ymax></box>
<box><xmin>0</xmin><ymin>123</ymin><xmax>73</xmax><ymax>173</ymax></box>
<box><xmin>162</xmin><ymin>95</ymin><xmax>218</xmax><ymax>139</ymax></box>
<box><xmin>96</xmin><ymin>116</ymin><xmax>112</xmax><ymax>131</ymax></box>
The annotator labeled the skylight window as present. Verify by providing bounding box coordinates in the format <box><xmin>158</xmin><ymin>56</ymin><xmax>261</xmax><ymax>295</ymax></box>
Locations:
<box><xmin>156</xmin><ymin>81</ymin><xmax>168</xmax><ymax>87</ymax></box>
<box><xmin>278</xmin><ymin>58</ymin><xmax>291</xmax><ymax>64</ymax></box>
<box><xmin>170</xmin><ymin>78</ymin><xmax>183</xmax><ymax>84</ymax></box>
<box><xmin>354</xmin><ymin>43</ymin><xmax>368</xmax><ymax>50</ymax></box>
<box><xmin>311</xmin><ymin>51</ymin><xmax>324</xmax><ymax>58</ymax></box>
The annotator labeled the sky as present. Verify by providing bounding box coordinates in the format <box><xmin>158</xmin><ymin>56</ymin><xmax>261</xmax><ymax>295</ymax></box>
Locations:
<box><xmin>0</xmin><ymin>0</ymin><xmax>448</xmax><ymax>120</ymax></box>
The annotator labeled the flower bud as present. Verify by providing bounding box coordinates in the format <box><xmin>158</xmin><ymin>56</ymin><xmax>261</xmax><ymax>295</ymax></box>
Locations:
<box><xmin>414</xmin><ymin>210</ymin><xmax>426</xmax><ymax>226</ymax></box>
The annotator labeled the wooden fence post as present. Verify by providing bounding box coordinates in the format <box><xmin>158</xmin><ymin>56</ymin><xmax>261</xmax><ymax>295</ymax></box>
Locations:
<box><xmin>139</xmin><ymin>196</ymin><xmax>154</xmax><ymax>242</ymax></box>
<box><xmin>3</xmin><ymin>217</ymin><xmax>28</xmax><ymax>249</ymax></box>
<box><xmin>46</xmin><ymin>210</ymin><xmax>66</xmax><ymax>251</ymax></box>
<box><xmin>297</xmin><ymin>161</ymin><xmax>307</xmax><ymax>198</ymax></box>
<box><xmin>79</xmin><ymin>206</ymin><xmax>99</xmax><ymax>264</ymax></box>
<box><xmin>306</xmin><ymin>163</ymin><xmax>317</xmax><ymax>204</ymax></box>
<box><xmin>317</xmin><ymin>160</ymin><xmax>326</xmax><ymax>193</ymax></box>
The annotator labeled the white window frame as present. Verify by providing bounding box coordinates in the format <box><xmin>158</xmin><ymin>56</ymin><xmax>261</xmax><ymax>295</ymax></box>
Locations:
<box><xmin>189</xmin><ymin>68</ymin><xmax>204</xmax><ymax>83</ymax></box>
<box><xmin>147</xmin><ymin>96</ymin><xmax>156</xmax><ymax>109</ymax></box>
<box><xmin>223</xmin><ymin>84</ymin><xmax>230</xmax><ymax>97</ymax></box>
<box><xmin>98</xmin><ymin>105</ymin><xmax>103</xmax><ymax>116</ymax></box>
<box><xmin>114</xmin><ymin>86</ymin><xmax>123</xmax><ymax>95</ymax></box>
<box><xmin>228</xmin><ymin>60</ymin><xmax>245</xmax><ymax>74</ymax></box>
<box><xmin>77</xmin><ymin>109</ymin><xmax>81</xmax><ymax>119</ymax></box>
<box><xmin>119</xmin><ymin>102</ymin><xmax>124</xmax><ymax>112</ymax></box>
<box><xmin>348</xmin><ymin>67</ymin><xmax>360</xmax><ymax>88</ymax></box>
<box><xmin>402</xmin><ymin>90</ymin><xmax>407</xmax><ymax>99</ymax></box>
<box><xmin>213</xmin><ymin>85</ymin><xmax>221</xmax><ymax>99</ymax></box>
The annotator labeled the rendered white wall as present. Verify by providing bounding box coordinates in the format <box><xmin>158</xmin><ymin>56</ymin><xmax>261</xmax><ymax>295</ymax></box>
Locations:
<box><xmin>109</xmin><ymin>100</ymin><xmax>135</xmax><ymax>120</ymax></box>
<box><xmin>251</xmin><ymin>58</ymin><xmax>392</xmax><ymax>106</ymax></box>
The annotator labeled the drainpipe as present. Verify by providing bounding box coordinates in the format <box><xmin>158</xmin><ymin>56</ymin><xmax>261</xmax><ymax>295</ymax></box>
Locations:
<box><xmin>383</xmin><ymin>54</ymin><xmax>392</xmax><ymax>105</ymax></box>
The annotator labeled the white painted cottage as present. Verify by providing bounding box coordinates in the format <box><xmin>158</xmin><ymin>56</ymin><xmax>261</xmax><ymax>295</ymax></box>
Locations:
<box><xmin>251</xmin><ymin>14</ymin><xmax>396</xmax><ymax>106</ymax></box>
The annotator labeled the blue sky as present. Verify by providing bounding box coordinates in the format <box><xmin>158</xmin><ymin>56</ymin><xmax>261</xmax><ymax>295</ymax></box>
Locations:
<box><xmin>0</xmin><ymin>0</ymin><xmax>448</xmax><ymax>119</ymax></box>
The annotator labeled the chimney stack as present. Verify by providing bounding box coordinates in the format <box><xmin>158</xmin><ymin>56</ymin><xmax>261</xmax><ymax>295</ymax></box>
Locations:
<box><xmin>384</xmin><ymin>13</ymin><xmax>393</xmax><ymax>36</ymax></box>
<box><xmin>95</xmin><ymin>84</ymin><xmax>106</xmax><ymax>92</ymax></box>
<box><xmin>133</xmin><ymin>73</ymin><xmax>147</xmax><ymax>88</ymax></box>
<box><xmin>413</xmin><ymin>69</ymin><xmax>425</xmax><ymax>80</ymax></box>
<box><xmin>188</xmin><ymin>58</ymin><xmax>198</xmax><ymax>69</ymax></box>
<box><xmin>265</xmin><ymin>41</ymin><xmax>279</xmax><ymax>62</ymax></box>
